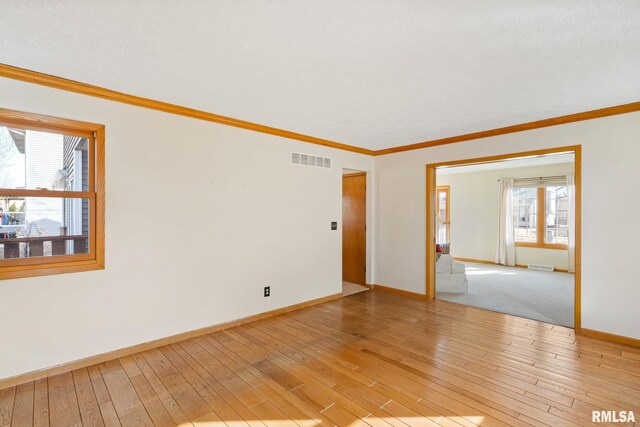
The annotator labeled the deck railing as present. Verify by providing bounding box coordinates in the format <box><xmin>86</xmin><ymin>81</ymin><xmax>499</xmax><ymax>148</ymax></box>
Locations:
<box><xmin>0</xmin><ymin>234</ymin><xmax>88</xmax><ymax>259</ymax></box>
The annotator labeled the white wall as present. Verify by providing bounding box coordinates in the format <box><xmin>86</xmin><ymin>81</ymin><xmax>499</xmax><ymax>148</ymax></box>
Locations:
<box><xmin>376</xmin><ymin>111</ymin><xmax>640</xmax><ymax>339</ymax></box>
<box><xmin>437</xmin><ymin>162</ymin><xmax>574</xmax><ymax>270</ymax></box>
<box><xmin>0</xmin><ymin>77</ymin><xmax>374</xmax><ymax>380</ymax></box>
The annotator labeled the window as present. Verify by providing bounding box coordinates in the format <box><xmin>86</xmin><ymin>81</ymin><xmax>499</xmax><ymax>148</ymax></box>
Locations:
<box><xmin>545</xmin><ymin>186</ymin><xmax>569</xmax><ymax>245</ymax></box>
<box><xmin>436</xmin><ymin>186</ymin><xmax>450</xmax><ymax>244</ymax></box>
<box><xmin>513</xmin><ymin>184</ymin><xmax>568</xmax><ymax>249</ymax></box>
<box><xmin>0</xmin><ymin>108</ymin><xmax>104</xmax><ymax>279</ymax></box>
<box><xmin>512</xmin><ymin>187</ymin><xmax>538</xmax><ymax>243</ymax></box>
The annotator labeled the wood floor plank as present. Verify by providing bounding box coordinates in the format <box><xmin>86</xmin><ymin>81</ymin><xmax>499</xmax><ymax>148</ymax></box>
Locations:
<box><xmin>101</xmin><ymin>369</ymin><xmax>154</xmax><ymax>427</ymax></box>
<box><xmin>171</xmin><ymin>340</ymin><xmax>267</xmax><ymax>427</ymax></box>
<box><xmin>174</xmin><ymin>334</ymin><xmax>332</xmax><ymax>427</ymax></box>
<box><xmin>206</xmin><ymin>332</ymin><xmax>385</xmax><ymax>427</ymax></box>
<box><xmin>131</xmin><ymin>353</ymin><xmax>194</xmax><ymax>426</ymax></box>
<box><xmin>48</xmin><ymin>373</ymin><xmax>82</xmax><ymax>427</ymax></box>
<box><xmin>244</xmin><ymin>323</ymin><xmax>375</xmax><ymax>390</ymax></box>
<box><xmin>244</xmin><ymin>400</ymin><xmax>297</xmax><ymax>427</ymax></box>
<box><xmin>290</xmin><ymin>296</ymin><xmax>633</xmax><ymax>426</ymax></box>
<box><xmin>292</xmin><ymin>333</ymin><xmax>521</xmax><ymax>426</ymax></box>
<box><xmin>97</xmin><ymin>402</ymin><xmax>121</xmax><ymax>427</ymax></box>
<box><xmin>2</xmin><ymin>291</ymin><xmax>640</xmax><ymax>427</ymax></box>
<box><xmin>164</xmin><ymin>343</ymin><xmax>250</xmax><ymax>427</ymax></box>
<box><xmin>128</xmin><ymin>372</ymin><xmax>180</xmax><ymax>427</ymax></box>
<box><xmin>32</xmin><ymin>379</ymin><xmax>49</xmax><ymax>427</ymax></box>
<box><xmin>320</xmin><ymin>403</ymin><xmax>367</xmax><ymax>427</ymax></box>
<box><xmin>261</xmin><ymin>315</ymin><xmax>483</xmax><ymax>425</ymax></box>
<box><xmin>212</xmin><ymin>330</ymin><xmax>397</xmax><ymax>427</ymax></box>
<box><xmin>140</xmin><ymin>348</ymin><xmax>214</xmax><ymax>422</ymax></box>
<box><xmin>72</xmin><ymin>369</ymin><xmax>105</xmax><ymax>427</ymax></box>
<box><xmin>251</xmin><ymin>382</ymin><xmax>328</xmax><ymax>427</ymax></box>
<box><xmin>229</xmin><ymin>325</ymin><xmax>411</xmax><ymax>427</ymax></box>
<box><xmin>87</xmin><ymin>366</ymin><xmax>111</xmax><ymax>406</ymax></box>
<box><xmin>0</xmin><ymin>387</ymin><xmax>15</xmax><ymax>426</ymax></box>
<box><xmin>189</xmin><ymin>336</ymin><xmax>258</xmax><ymax>396</ymax></box>
<box><xmin>10</xmin><ymin>382</ymin><xmax>33</xmax><ymax>427</ymax></box>
<box><xmin>273</xmin><ymin>309</ymin><xmax>535</xmax><ymax>426</ymax></box>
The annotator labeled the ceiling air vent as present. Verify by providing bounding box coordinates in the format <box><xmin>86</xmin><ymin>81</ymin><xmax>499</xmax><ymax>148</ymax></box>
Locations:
<box><xmin>291</xmin><ymin>152</ymin><xmax>331</xmax><ymax>169</ymax></box>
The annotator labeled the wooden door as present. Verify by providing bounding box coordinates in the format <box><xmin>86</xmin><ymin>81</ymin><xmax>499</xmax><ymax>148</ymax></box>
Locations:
<box><xmin>342</xmin><ymin>173</ymin><xmax>366</xmax><ymax>285</ymax></box>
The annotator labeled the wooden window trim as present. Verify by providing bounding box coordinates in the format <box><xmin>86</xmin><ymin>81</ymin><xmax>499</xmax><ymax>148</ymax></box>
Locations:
<box><xmin>0</xmin><ymin>108</ymin><xmax>105</xmax><ymax>280</ymax></box>
<box><xmin>436</xmin><ymin>186</ymin><xmax>450</xmax><ymax>242</ymax></box>
<box><xmin>516</xmin><ymin>241</ymin><xmax>568</xmax><ymax>250</ymax></box>
<box><xmin>514</xmin><ymin>186</ymin><xmax>568</xmax><ymax>250</ymax></box>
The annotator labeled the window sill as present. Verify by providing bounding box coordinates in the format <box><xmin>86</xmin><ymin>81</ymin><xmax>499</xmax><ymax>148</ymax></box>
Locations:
<box><xmin>515</xmin><ymin>242</ymin><xmax>568</xmax><ymax>250</ymax></box>
<box><xmin>0</xmin><ymin>260</ymin><xmax>104</xmax><ymax>281</ymax></box>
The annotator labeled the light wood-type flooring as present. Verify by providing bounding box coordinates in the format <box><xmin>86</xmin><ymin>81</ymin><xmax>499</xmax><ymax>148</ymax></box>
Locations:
<box><xmin>1</xmin><ymin>290</ymin><xmax>639</xmax><ymax>427</ymax></box>
<box><xmin>342</xmin><ymin>282</ymin><xmax>369</xmax><ymax>297</ymax></box>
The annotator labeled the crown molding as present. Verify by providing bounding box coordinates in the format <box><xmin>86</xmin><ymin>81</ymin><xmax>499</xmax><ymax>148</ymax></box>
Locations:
<box><xmin>2</xmin><ymin>63</ymin><xmax>638</xmax><ymax>157</ymax></box>
<box><xmin>374</xmin><ymin>102</ymin><xmax>640</xmax><ymax>155</ymax></box>
<box><xmin>0</xmin><ymin>63</ymin><xmax>375</xmax><ymax>156</ymax></box>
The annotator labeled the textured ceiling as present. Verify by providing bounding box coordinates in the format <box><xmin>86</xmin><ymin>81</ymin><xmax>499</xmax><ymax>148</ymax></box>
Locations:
<box><xmin>1</xmin><ymin>1</ymin><xmax>639</xmax><ymax>150</ymax></box>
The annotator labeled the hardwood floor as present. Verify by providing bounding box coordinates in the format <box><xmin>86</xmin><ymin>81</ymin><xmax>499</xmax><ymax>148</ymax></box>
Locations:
<box><xmin>1</xmin><ymin>290</ymin><xmax>639</xmax><ymax>427</ymax></box>
<box><xmin>342</xmin><ymin>282</ymin><xmax>369</xmax><ymax>297</ymax></box>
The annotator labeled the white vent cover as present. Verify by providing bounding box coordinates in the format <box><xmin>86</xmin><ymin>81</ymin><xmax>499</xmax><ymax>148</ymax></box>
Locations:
<box><xmin>291</xmin><ymin>152</ymin><xmax>331</xmax><ymax>169</ymax></box>
<box><xmin>527</xmin><ymin>264</ymin><xmax>555</xmax><ymax>272</ymax></box>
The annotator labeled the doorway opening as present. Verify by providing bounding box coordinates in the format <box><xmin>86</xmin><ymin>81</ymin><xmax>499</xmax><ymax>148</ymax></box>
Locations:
<box><xmin>426</xmin><ymin>146</ymin><xmax>581</xmax><ymax>330</ymax></box>
<box><xmin>342</xmin><ymin>169</ymin><xmax>369</xmax><ymax>296</ymax></box>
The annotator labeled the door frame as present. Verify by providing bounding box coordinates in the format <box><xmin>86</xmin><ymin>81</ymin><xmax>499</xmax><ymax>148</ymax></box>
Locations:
<box><xmin>343</xmin><ymin>172</ymin><xmax>367</xmax><ymax>178</ymax></box>
<box><xmin>425</xmin><ymin>145</ymin><xmax>582</xmax><ymax>331</ymax></box>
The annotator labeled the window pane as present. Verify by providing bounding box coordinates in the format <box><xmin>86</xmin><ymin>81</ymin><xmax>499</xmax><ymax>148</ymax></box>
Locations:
<box><xmin>0</xmin><ymin>126</ymin><xmax>89</xmax><ymax>191</ymax></box>
<box><xmin>0</xmin><ymin>196</ymin><xmax>90</xmax><ymax>260</ymax></box>
<box><xmin>513</xmin><ymin>187</ymin><xmax>537</xmax><ymax>242</ymax></box>
<box><xmin>438</xmin><ymin>191</ymin><xmax>447</xmax><ymax>220</ymax></box>
<box><xmin>437</xmin><ymin>190</ymin><xmax>448</xmax><ymax>243</ymax></box>
<box><xmin>545</xmin><ymin>186</ymin><xmax>568</xmax><ymax>245</ymax></box>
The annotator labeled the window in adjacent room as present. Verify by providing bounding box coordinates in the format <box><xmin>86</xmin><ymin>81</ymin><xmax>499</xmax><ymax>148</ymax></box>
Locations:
<box><xmin>512</xmin><ymin>187</ymin><xmax>538</xmax><ymax>243</ymax></box>
<box><xmin>0</xmin><ymin>108</ymin><xmax>104</xmax><ymax>279</ymax></box>
<box><xmin>436</xmin><ymin>186</ymin><xmax>450</xmax><ymax>244</ymax></box>
<box><xmin>512</xmin><ymin>182</ymin><xmax>568</xmax><ymax>249</ymax></box>
<box><xmin>545</xmin><ymin>185</ymin><xmax>569</xmax><ymax>245</ymax></box>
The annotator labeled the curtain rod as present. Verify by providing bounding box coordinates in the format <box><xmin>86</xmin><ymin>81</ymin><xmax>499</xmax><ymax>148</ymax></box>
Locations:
<box><xmin>498</xmin><ymin>175</ymin><xmax>567</xmax><ymax>181</ymax></box>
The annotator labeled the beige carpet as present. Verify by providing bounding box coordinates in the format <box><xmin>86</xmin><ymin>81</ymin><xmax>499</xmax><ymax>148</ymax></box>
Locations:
<box><xmin>437</xmin><ymin>262</ymin><xmax>574</xmax><ymax>327</ymax></box>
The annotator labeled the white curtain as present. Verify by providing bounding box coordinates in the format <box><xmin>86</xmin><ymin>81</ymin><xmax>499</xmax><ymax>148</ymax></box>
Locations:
<box><xmin>496</xmin><ymin>178</ymin><xmax>516</xmax><ymax>266</ymax></box>
<box><xmin>567</xmin><ymin>174</ymin><xmax>576</xmax><ymax>273</ymax></box>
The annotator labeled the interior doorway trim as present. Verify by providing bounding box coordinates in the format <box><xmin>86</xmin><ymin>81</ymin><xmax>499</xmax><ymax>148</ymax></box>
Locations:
<box><xmin>343</xmin><ymin>172</ymin><xmax>366</xmax><ymax>178</ymax></box>
<box><xmin>425</xmin><ymin>145</ymin><xmax>582</xmax><ymax>331</ymax></box>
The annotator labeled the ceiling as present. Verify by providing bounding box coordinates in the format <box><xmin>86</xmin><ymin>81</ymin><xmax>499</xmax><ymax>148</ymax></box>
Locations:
<box><xmin>1</xmin><ymin>1</ymin><xmax>639</xmax><ymax>151</ymax></box>
<box><xmin>437</xmin><ymin>152</ymin><xmax>574</xmax><ymax>175</ymax></box>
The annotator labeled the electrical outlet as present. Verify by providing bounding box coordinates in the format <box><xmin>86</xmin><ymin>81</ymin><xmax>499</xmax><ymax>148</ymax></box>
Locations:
<box><xmin>264</xmin><ymin>286</ymin><xmax>270</xmax><ymax>297</ymax></box>
<box><xmin>331</xmin><ymin>221</ymin><xmax>338</xmax><ymax>230</ymax></box>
